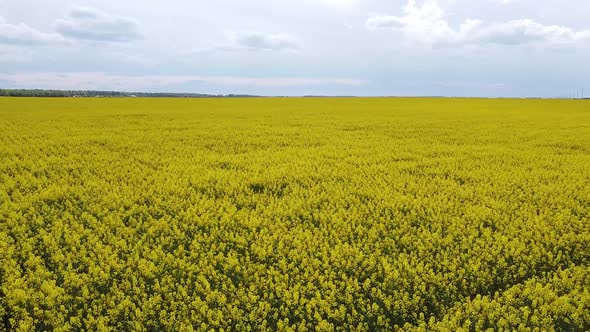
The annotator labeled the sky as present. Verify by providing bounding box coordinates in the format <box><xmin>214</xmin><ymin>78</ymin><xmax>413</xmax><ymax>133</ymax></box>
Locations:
<box><xmin>1</xmin><ymin>0</ymin><xmax>589</xmax><ymax>97</ymax></box>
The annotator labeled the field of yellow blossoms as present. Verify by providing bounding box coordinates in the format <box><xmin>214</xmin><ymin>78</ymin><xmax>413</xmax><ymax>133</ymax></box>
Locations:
<box><xmin>1</xmin><ymin>97</ymin><xmax>589</xmax><ymax>331</ymax></box>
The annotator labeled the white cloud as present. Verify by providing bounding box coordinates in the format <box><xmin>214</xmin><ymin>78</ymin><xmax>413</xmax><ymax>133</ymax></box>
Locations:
<box><xmin>0</xmin><ymin>16</ymin><xmax>65</xmax><ymax>46</ymax></box>
<box><xmin>218</xmin><ymin>31</ymin><xmax>299</xmax><ymax>52</ymax></box>
<box><xmin>366</xmin><ymin>0</ymin><xmax>590</xmax><ymax>47</ymax></box>
<box><xmin>0</xmin><ymin>72</ymin><xmax>367</xmax><ymax>91</ymax></box>
<box><xmin>55</xmin><ymin>6</ymin><xmax>141</xmax><ymax>42</ymax></box>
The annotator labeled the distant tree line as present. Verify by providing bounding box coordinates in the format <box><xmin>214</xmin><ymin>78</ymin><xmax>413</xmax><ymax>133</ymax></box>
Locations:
<box><xmin>0</xmin><ymin>89</ymin><xmax>260</xmax><ymax>98</ymax></box>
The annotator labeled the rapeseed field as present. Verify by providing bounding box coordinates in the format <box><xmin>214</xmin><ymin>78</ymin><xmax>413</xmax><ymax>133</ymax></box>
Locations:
<box><xmin>1</xmin><ymin>97</ymin><xmax>589</xmax><ymax>331</ymax></box>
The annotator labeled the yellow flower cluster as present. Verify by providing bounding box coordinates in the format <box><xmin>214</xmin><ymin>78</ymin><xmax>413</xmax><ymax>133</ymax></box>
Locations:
<box><xmin>1</xmin><ymin>97</ymin><xmax>589</xmax><ymax>331</ymax></box>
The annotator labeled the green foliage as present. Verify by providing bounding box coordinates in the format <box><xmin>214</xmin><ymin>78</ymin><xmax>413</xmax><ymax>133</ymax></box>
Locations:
<box><xmin>0</xmin><ymin>89</ymin><xmax>255</xmax><ymax>98</ymax></box>
<box><xmin>0</xmin><ymin>97</ymin><xmax>589</xmax><ymax>331</ymax></box>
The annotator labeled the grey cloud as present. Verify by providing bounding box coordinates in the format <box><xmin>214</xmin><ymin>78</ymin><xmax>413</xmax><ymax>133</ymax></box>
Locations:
<box><xmin>0</xmin><ymin>47</ymin><xmax>32</xmax><ymax>63</ymax></box>
<box><xmin>219</xmin><ymin>31</ymin><xmax>299</xmax><ymax>51</ymax></box>
<box><xmin>55</xmin><ymin>6</ymin><xmax>141</xmax><ymax>42</ymax></box>
<box><xmin>0</xmin><ymin>16</ymin><xmax>65</xmax><ymax>46</ymax></box>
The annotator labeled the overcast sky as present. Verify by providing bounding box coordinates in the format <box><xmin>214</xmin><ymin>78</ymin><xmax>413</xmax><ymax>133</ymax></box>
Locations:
<box><xmin>1</xmin><ymin>0</ymin><xmax>589</xmax><ymax>96</ymax></box>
